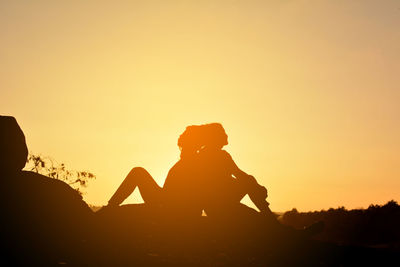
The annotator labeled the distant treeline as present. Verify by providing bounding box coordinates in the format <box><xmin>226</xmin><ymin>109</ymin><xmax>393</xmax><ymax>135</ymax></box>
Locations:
<box><xmin>280</xmin><ymin>200</ymin><xmax>400</xmax><ymax>247</ymax></box>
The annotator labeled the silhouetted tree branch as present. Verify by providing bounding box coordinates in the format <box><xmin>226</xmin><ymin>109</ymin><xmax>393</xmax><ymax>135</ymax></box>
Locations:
<box><xmin>26</xmin><ymin>154</ymin><xmax>96</xmax><ymax>195</ymax></box>
<box><xmin>280</xmin><ymin>200</ymin><xmax>400</xmax><ymax>245</ymax></box>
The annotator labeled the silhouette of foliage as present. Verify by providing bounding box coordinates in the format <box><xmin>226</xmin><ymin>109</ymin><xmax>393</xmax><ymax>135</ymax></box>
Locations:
<box><xmin>280</xmin><ymin>200</ymin><xmax>400</xmax><ymax>247</ymax></box>
<box><xmin>26</xmin><ymin>153</ymin><xmax>96</xmax><ymax>195</ymax></box>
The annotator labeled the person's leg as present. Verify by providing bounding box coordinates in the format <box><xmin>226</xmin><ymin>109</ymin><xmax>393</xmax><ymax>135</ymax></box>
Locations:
<box><xmin>232</xmin><ymin>180</ymin><xmax>272</xmax><ymax>215</ymax></box>
<box><xmin>249</xmin><ymin>195</ymin><xmax>272</xmax><ymax>214</ymax></box>
<box><xmin>232</xmin><ymin>180</ymin><xmax>324</xmax><ymax>237</ymax></box>
<box><xmin>108</xmin><ymin>167</ymin><xmax>162</xmax><ymax>206</ymax></box>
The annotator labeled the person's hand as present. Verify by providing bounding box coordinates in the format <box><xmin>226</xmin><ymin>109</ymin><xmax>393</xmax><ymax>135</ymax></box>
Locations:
<box><xmin>247</xmin><ymin>175</ymin><xmax>268</xmax><ymax>199</ymax></box>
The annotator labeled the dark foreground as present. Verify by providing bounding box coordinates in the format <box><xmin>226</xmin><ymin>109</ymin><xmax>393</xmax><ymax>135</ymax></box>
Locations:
<box><xmin>3</xmin><ymin>204</ymin><xmax>398</xmax><ymax>266</ymax></box>
<box><xmin>91</xmin><ymin>205</ymin><xmax>399</xmax><ymax>266</ymax></box>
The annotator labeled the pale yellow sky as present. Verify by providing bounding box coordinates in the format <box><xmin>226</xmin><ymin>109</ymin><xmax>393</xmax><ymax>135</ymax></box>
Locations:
<box><xmin>1</xmin><ymin>0</ymin><xmax>399</xmax><ymax>211</ymax></box>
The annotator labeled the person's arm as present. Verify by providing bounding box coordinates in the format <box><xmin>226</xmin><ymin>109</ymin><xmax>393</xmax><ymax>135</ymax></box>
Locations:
<box><xmin>223</xmin><ymin>151</ymin><xmax>268</xmax><ymax>199</ymax></box>
<box><xmin>224</xmin><ymin>152</ymin><xmax>273</xmax><ymax>214</ymax></box>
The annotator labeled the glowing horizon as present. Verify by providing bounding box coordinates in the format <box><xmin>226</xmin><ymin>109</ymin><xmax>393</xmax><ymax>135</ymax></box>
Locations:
<box><xmin>1</xmin><ymin>1</ymin><xmax>399</xmax><ymax>211</ymax></box>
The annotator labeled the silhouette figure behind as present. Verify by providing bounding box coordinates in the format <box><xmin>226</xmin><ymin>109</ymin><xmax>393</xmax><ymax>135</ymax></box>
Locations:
<box><xmin>105</xmin><ymin>125</ymin><xmax>206</xmax><ymax>219</ymax></box>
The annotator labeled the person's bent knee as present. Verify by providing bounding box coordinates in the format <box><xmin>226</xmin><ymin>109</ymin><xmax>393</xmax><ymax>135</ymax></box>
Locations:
<box><xmin>130</xmin><ymin>166</ymin><xmax>146</xmax><ymax>173</ymax></box>
<box><xmin>128</xmin><ymin>167</ymin><xmax>149</xmax><ymax>179</ymax></box>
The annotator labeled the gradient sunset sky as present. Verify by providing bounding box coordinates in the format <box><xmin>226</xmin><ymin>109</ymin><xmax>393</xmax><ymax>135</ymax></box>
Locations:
<box><xmin>1</xmin><ymin>0</ymin><xmax>399</xmax><ymax>211</ymax></box>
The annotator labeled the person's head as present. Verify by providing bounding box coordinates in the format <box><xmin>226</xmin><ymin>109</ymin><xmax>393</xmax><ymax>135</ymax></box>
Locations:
<box><xmin>177</xmin><ymin>123</ymin><xmax>228</xmax><ymax>158</ymax></box>
<box><xmin>201</xmin><ymin>123</ymin><xmax>228</xmax><ymax>150</ymax></box>
<box><xmin>178</xmin><ymin>125</ymin><xmax>203</xmax><ymax>159</ymax></box>
<box><xmin>0</xmin><ymin>116</ymin><xmax>28</xmax><ymax>174</ymax></box>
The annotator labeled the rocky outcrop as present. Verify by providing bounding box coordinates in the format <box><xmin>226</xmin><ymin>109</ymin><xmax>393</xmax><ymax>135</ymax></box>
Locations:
<box><xmin>0</xmin><ymin>116</ymin><xmax>28</xmax><ymax>173</ymax></box>
<box><xmin>0</xmin><ymin>116</ymin><xmax>93</xmax><ymax>264</ymax></box>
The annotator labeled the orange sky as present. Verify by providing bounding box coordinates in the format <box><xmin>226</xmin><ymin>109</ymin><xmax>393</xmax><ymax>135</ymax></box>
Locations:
<box><xmin>1</xmin><ymin>1</ymin><xmax>399</xmax><ymax>211</ymax></box>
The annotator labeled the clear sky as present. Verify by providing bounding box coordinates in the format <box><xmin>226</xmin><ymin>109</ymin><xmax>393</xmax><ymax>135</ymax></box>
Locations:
<box><xmin>1</xmin><ymin>0</ymin><xmax>399</xmax><ymax>211</ymax></box>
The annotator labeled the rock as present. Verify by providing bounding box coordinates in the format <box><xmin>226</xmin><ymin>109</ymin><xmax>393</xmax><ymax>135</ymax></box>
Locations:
<box><xmin>0</xmin><ymin>116</ymin><xmax>28</xmax><ymax>173</ymax></box>
<box><xmin>0</xmin><ymin>116</ymin><xmax>94</xmax><ymax>265</ymax></box>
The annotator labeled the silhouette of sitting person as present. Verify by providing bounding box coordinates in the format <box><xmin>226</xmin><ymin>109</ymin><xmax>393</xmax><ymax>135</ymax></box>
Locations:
<box><xmin>106</xmin><ymin>124</ymin><xmax>272</xmax><ymax>219</ymax></box>
<box><xmin>194</xmin><ymin>123</ymin><xmax>324</xmax><ymax>236</ymax></box>
<box><xmin>0</xmin><ymin>116</ymin><xmax>94</xmax><ymax>264</ymax></box>
<box><xmin>106</xmin><ymin>125</ymin><xmax>205</xmax><ymax>219</ymax></box>
<box><xmin>182</xmin><ymin>123</ymin><xmax>273</xmax><ymax>219</ymax></box>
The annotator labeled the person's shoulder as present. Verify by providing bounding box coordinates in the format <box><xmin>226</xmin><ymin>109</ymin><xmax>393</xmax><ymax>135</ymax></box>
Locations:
<box><xmin>167</xmin><ymin>160</ymin><xmax>183</xmax><ymax>173</ymax></box>
<box><xmin>220</xmin><ymin>150</ymin><xmax>233</xmax><ymax>159</ymax></box>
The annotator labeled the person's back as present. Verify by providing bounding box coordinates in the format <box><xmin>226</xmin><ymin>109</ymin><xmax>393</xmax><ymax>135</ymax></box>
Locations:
<box><xmin>161</xmin><ymin>147</ymin><xmax>241</xmax><ymax>219</ymax></box>
<box><xmin>197</xmin><ymin>149</ymin><xmax>238</xmax><ymax>208</ymax></box>
<box><xmin>163</xmin><ymin>153</ymin><xmax>204</xmax><ymax>218</ymax></box>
